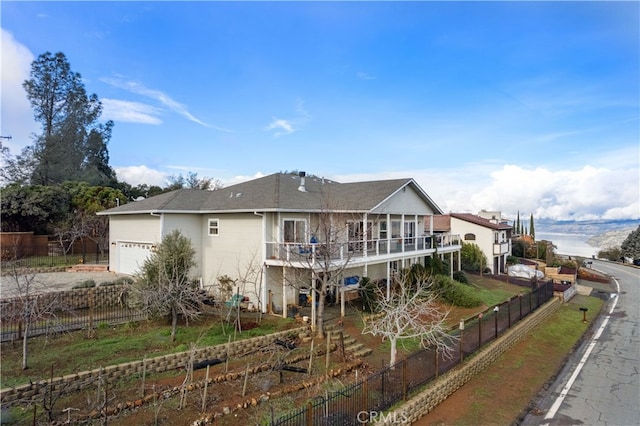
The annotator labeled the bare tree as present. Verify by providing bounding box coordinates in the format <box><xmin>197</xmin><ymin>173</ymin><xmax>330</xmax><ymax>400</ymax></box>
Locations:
<box><xmin>282</xmin><ymin>197</ymin><xmax>357</xmax><ymax>339</ymax></box>
<box><xmin>362</xmin><ymin>269</ymin><xmax>455</xmax><ymax>365</ymax></box>
<box><xmin>131</xmin><ymin>230</ymin><xmax>205</xmax><ymax>342</ymax></box>
<box><xmin>1</xmin><ymin>261</ymin><xmax>69</xmax><ymax>369</ymax></box>
<box><xmin>233</xmin><ymin>249</ymin><xmax>264</xmax><ymax>322</ymax></box>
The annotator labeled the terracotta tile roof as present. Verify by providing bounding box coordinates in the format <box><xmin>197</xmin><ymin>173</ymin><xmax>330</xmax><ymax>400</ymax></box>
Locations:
<box><xmin>449</xmin><ymin>213</ymin><xmax>513</xmax><ymax>230</ymax></box>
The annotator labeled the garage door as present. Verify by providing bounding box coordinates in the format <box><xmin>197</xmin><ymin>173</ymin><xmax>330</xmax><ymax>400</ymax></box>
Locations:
<box><xmin>117</xmin><ymin>241</ymin><xmax>154</xmax><ymax>275</ymax></box>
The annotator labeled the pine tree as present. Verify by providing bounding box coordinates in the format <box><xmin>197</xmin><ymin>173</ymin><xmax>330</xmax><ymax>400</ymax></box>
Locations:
<box><xmin>22</xmin><ymin>52</ymin><xmax>115</xmax><ymax>185</ymax></box>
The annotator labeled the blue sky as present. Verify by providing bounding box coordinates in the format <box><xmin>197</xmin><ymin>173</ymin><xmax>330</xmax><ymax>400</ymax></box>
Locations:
<box><xmin>2</xmin><ymin>1</ymin><xmax>638</xmax><ymax>222</ymax></box>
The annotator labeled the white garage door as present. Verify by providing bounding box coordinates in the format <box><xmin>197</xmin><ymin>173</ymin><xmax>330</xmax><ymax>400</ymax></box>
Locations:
<box><xmin>117</xmin><ymin>242</ymin><xmax>154</xmax><ymax>275</ymax></box>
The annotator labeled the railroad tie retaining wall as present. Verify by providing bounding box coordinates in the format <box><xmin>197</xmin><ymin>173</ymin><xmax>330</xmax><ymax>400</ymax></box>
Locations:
<box><xmin>385</xmin><ymin>297</ymin><xmax>562</xmax><ymax>424</ymax></box>
<box><xmin>0</xmin><ymin>325</ymin><xmax>308</xmax><ymax>406</ymax></box>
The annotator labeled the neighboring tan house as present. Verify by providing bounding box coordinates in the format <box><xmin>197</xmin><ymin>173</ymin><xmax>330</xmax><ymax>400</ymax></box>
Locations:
<box><xmin>428</xmin><ymin>211</ymin><xmax>512</xmax><ymax>274</ymax></box>
<box><xmin>98</xmin><ymin>172</ymin><xmax>462</xmax><ymax>316</ymax></box>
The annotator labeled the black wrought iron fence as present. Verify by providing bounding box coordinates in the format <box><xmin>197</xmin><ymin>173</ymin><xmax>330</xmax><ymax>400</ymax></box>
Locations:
<box><xmin>0</xmin><ymin>242</ymin><xmax>109</xmax><ymax>270</ymax></box>
<box><xmin>272</xmin><ymin>281</ymin><xmax>554</xmax><ymax>425</ymax></box>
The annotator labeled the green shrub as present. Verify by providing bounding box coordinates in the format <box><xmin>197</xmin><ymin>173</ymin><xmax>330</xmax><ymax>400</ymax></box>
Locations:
<box><xmin>506</xmin><ymin>255</ymin><xmax>519</xmax><ymax>265</ymax></box>
<box><xmin>72</xmin><ymin>279</ymin><xmax>96</xmax><ymax>289</ymax></box>
<box><xmin>452</xmin><ymin>270</ymin><xmax>469</xmax><ymax>284</ymax></box>
<box><xmin>114</xmin><ymin>276</ymin><xmax>134</xmax><ymax>285</ymax></box>
<box><xmin>433</xmin><ymin>274</ymin><xmax>483</xmax><ymax>308</ymax></box>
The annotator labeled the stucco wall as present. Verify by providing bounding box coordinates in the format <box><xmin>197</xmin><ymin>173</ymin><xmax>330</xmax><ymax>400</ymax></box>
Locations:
<box><xmin>450</xmin><ymin>217</ymin><xmax>496</xmax><ymax>273</ymax></box>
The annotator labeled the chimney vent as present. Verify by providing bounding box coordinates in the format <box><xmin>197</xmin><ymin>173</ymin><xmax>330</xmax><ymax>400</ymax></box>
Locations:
<box><xmin>298</xmin><ymin>171</ymin><xmax>307</xmax><ymax>192</ymax></box>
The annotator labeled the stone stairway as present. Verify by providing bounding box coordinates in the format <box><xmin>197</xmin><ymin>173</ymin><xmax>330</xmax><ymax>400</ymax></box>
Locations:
<box><xmin>67</xmin><ymin>264</ymin><xmax>109</xmax><ymax>272</ymax></box>
<box><xmin>325</xmin><ymin>323</ymin><xmax>373</xmax><ymax>358</ymax></box>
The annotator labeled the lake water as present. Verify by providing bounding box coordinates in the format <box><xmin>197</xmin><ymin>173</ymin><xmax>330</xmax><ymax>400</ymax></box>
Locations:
<box><xmin>536</xmin><ymin>232</ymin><xmax>600</xmax><ymax>258</ymax></box>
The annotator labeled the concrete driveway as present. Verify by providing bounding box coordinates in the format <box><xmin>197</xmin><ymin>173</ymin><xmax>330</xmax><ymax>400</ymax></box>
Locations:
<box><xmin>0</xmin><ymin>271</ymin><xmax>132</xmax><ymax>299</ymax></box>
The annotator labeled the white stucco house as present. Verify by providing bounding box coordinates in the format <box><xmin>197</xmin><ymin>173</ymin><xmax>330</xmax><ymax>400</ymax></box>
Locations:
<box><xmin>98</xmin><ymin>172</ymin><xmax>462</xmax><ymax>317</ymax></box>
<box><xmin>428</xmin><ymin>211</ymin><xmax>513</xmax><ymax>274</ymax></box>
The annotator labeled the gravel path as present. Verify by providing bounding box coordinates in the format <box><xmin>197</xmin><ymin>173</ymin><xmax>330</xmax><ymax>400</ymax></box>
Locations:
<box><xmin>0</xmin><ymin>271</ymin><xmax>132</xmax><ymax>299</ymax></box>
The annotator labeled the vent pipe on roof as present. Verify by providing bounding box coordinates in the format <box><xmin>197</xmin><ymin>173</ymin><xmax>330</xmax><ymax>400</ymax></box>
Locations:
<box><xmin>298</xmin><ymin>171</ymin><xmax>307</xmax><ymax>192</ymax></box>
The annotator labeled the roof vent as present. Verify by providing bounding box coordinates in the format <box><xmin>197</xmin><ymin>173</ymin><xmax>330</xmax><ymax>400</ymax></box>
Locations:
<box><xmin>297</xmin><ymin>171</ymin><xmax>307</xmax><ymax>192</ymax></box>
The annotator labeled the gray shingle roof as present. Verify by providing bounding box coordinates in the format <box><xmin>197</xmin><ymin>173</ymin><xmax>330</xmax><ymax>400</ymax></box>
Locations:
<box><xmin>99</xmin><ymin>173</ymin><xmax>442</xmax><ymax>215</ymax></box>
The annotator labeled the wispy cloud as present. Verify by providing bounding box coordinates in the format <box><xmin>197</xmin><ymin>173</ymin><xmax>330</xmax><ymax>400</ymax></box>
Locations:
<box><xmin>357</xmin><ymin>71</ymin><xmax>376</xmax><ymax>80</ymax></box>
<box><xmin>295</xmin><ymin>98</ymin><xmax>311</xmax><ymax>119</ymax></box>
<box><xmin>101</xmin><ymin>98</ymin><xmax>162</xmax><ymax>124</ymax></box>
<box><xmin>265</xmin><ymin>98</ymin><xmax>312</xmax><ymax>137</ymax></box>
<box><xmin>266</xmin><ymin>118</ymin><xmax>295</xmax><ymax>137</ymax></box>
<box><xmin>101</xmin><ymin>77</ymin><xmax>228</xmax><ymax>129</ymax></box>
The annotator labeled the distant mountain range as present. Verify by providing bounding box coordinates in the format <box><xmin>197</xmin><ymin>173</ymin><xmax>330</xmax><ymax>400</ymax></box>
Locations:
<box><xmin>536</xmin><ymin>219</ymin><xmax>639</xmax><ymax>249</ymax></box>
<box><xmin>535</xmin><ymin>219</ymin><xmax>639</xmax><ymax>235</ymax></box>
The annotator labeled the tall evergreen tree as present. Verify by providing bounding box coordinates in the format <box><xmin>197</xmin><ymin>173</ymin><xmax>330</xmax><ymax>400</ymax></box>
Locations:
<box><xmin>516</xmin><ymin>211</ymin><xmax>521</xmax><ymax>235</ymax></box>
<box><xmin>529</xmin><ymin>213</ymin><xmax>535</xmax><ymax>239</ymax></box>
<box><xmin>21</xmin><ymin>52</ymin><xmax>115</xmax><ymax>186</ymax></box>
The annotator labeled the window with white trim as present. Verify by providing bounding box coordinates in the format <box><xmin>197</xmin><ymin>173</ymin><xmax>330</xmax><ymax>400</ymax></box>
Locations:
<box><xmin>208</xmin><ymin>218</ymin><xmax>220</xmax><ymax>236</ymax></box>
<box><xmin>379</xmin><ymin>220</ymin><xmax>387</xmax><ymax>239</ymax></box>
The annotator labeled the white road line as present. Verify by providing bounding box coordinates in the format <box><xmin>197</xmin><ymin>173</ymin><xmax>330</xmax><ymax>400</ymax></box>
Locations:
<box><xmin>541</xmin><ymin>272</ymin><xmax>620</xmax><ymax>425</ymax></box>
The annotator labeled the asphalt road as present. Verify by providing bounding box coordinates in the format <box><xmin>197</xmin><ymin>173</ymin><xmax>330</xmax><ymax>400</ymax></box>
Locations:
<box><xmin>522</xmin><ymin>260</ymin><xmax>640</xmax><ymax>426</ymax></box>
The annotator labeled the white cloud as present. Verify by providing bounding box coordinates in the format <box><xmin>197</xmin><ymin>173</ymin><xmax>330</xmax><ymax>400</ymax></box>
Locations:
<box><xmin>101</xmin><ymin>77</ymin><xmax>222</xmax><ymax>129</ymax></box>
<box><xmin>101</xmin><ymin>98</ymin><xmax>163</xmax><ymax>124</ymax></box>
<box><xmin>334</xmin><ymin>160</ymin><xmax>639</xmax><ymax>222</ymax></box>
<box><xmin>266</xmin><ymin>118</ymin><xmax>295</xmax><ymax>136</ymax></box>
<box><xmin>0</xmin><ymin>29</ymin><xmax>38</xmax><ymax>152</ymax></box>
<box><xmin>115</xmin><ymin>165</ymin><xmax>167</xmax><ymax>187</ymax></box>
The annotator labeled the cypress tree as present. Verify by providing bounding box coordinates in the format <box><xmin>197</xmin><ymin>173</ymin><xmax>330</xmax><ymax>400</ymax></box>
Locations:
<box><xmin>529</xmin><ymin>214</ymin><xmax>535</xmax><ymax>239</ymax></box>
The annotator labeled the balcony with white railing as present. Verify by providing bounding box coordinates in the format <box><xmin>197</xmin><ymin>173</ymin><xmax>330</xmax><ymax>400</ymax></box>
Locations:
<box><xmin>493</xmin><ymin>240</ymin><xmax>511</xmax><ymax>256</ymax></box>
<box><xmin>265</xmin><ymin>234</ymin><xmax>461</xmax><ymax>266</ymax></box>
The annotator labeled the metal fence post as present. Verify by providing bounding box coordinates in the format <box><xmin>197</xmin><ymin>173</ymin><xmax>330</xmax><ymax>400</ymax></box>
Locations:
<box><xmin>306</xmin><ymin>401</ymin><xmax>313</xmax><ymax>426</ymax></box>
<box><xmin>362</xmin><ymin>376</ymin><xmax>368</xmax><ymax>415</ymax></box>
<box><xmin>402</xmin><ymin>359</ymin><xmax>407</xmax><ymax>400</ymax></box>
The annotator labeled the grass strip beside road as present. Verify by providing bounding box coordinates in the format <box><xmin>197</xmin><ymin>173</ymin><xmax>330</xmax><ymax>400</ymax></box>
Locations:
<box><xmin>416</xmin><ymin>293</ymin><xmax>605</xmax><ymax>426</ymax></box>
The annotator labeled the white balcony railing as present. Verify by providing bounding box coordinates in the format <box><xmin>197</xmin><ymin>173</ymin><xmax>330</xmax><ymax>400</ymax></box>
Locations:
<box><xmin>493</xmin><ymin>241</ymin><xmax>511</xmax><ymax>255</ymax></box>
<box><xmin>265</xmin><ymin>234</ymin><xmax>460</xmax><ymax>264</ymax></box>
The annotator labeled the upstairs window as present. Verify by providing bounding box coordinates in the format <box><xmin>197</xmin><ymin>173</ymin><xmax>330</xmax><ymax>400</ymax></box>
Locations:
<box><xmin>464</xmin><ymin>233</ymin><xmax>476</xmax><ymax>241</ymax></box>
<box><xmin>379</xmin><ymin>221</ymin><xmax>388</xmax><ymax>239</ymax></box>
<box><xmin>208</xmin><ymin>218</ymin><xmax>220</xmax><ymax>236</ymax></box>
<box><xmin>283</xmin><ymin>219</ymin><xmax>306</xmax><ymax>243</ymax></box>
